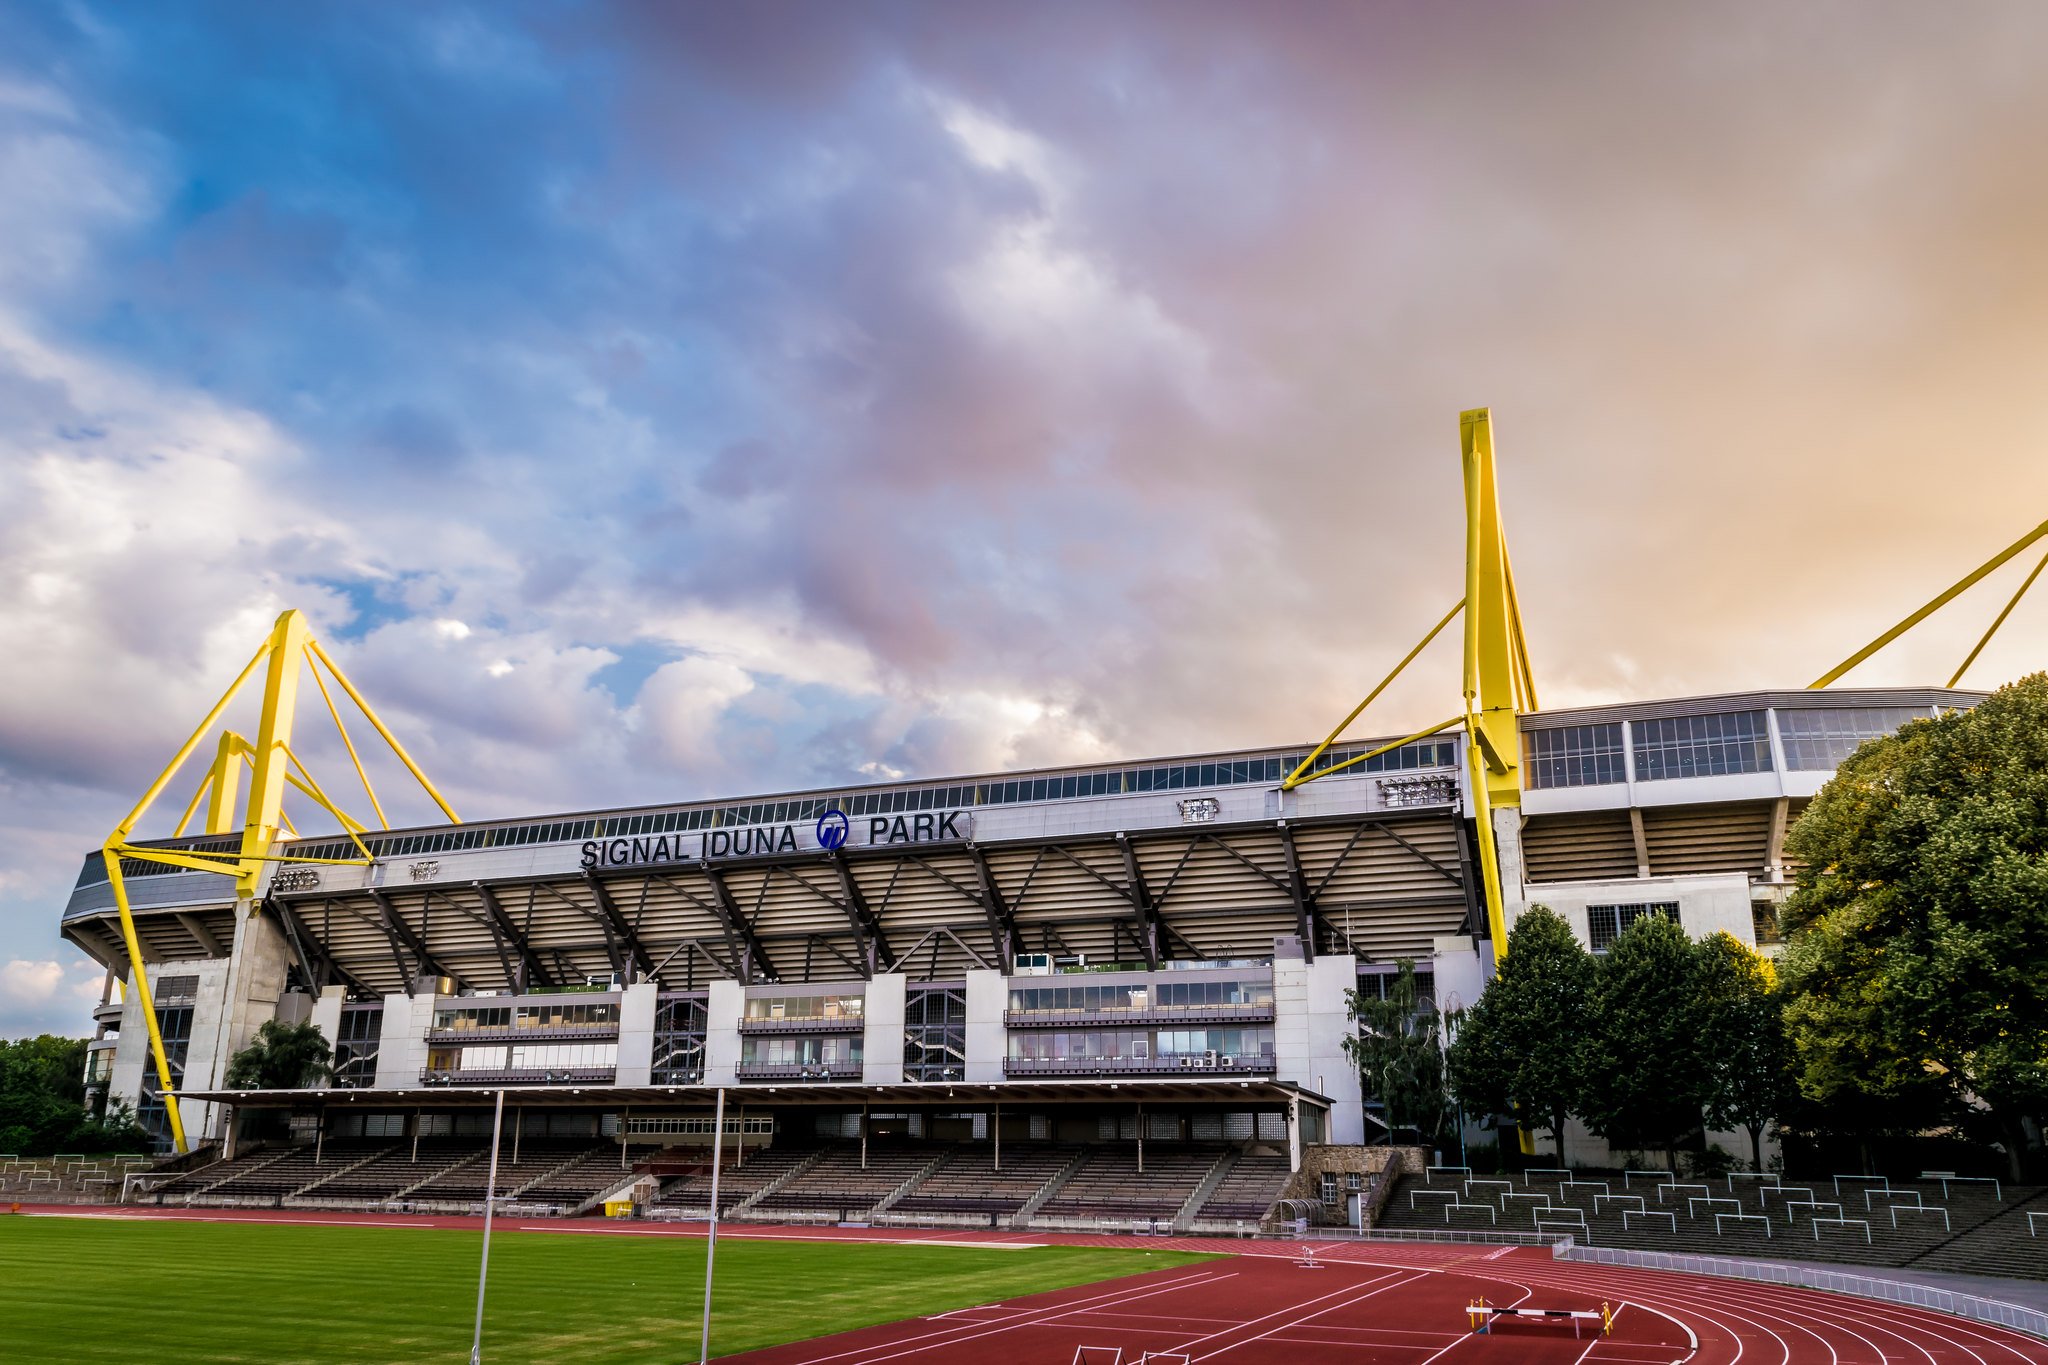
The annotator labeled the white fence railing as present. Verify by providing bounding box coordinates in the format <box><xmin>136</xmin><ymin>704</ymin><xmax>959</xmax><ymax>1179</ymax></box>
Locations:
<box><xmin>1558</xmin><ymin>1245</ymin><xmax>2048</xmax><ymax>1341</ymax></box>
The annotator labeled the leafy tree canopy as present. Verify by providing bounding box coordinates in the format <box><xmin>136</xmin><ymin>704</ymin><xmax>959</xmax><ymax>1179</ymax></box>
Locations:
<box><xmin>1781</xmin><ymin>673</ymin><xmax>2048</xmax><ymax>1178</ymax></box>
<box><xmin>1446</xmin><ymin>906</ymin><xmax>1592</xmax><ymax>1162</ymax></box>
<box><xmin>223</xmin><ymin>1020</ymin><xmax>332</xmax><ymax>1091</ymax></box>
<box><xmin>1579</xmin><ymin>912</ymin><xmax>1714</xmax><ymax>1170</ymax></box>
<box><xmin>1345</xmin><ymin>959</ymin><xmax>1450</xmax><ymax>1146</ymax></box>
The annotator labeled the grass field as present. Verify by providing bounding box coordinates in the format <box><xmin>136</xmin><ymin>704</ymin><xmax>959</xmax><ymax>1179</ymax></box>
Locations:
<box><xmin>0</xmin><ymin>1215</ymin><xmax>1211</xmax><ymax>1363</ymax></box>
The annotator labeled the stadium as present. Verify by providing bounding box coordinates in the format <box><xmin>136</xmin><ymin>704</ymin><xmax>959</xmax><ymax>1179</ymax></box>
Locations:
<box><xmin>15</xmin><ymin>412</ymin><xmax>2048</xmax><ymax>1362</ymax></box>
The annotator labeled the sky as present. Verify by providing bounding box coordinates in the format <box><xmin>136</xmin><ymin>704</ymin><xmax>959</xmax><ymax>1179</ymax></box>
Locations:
<box><xmin>3</xmin><ymin>1</ymin><xmax>2047</xmax><ymax>1037</ymax></box>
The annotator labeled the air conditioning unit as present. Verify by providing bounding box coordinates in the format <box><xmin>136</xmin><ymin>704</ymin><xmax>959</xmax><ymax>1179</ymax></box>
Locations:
<box><xmin>1013</xmin><ymin>953</ymin><xmax>1053</xmax><ymax>975</ymax></box>
<box><xmin>1203</xmin><ymin>1050</ymin><xmax>1219</xmax><ymax>1069</ymax></box>
<box><xmin>1178</xmin><ymin>1056</ymin><xmax>1195</xmax><ymax>1069</ymax></box>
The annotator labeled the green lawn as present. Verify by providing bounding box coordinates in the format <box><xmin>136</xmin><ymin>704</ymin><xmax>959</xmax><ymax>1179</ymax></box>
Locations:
<box><xmin>0</xmin><ymin>1215</ymin><xmax>1211</xmax><ymax>1363</ymax></box>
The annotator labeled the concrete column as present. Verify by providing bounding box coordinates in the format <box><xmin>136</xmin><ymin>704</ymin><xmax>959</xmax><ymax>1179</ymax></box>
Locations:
<box><xmin>373</xmin><ymin>992</ymin><xmax>435</xmax><ymax>1089</ymax></box>
<box><xmin>862</xmin><ymin>974</ymin><xmax>906</xmax><ymax>1084</ymax></box>
<box><xmin>614</xmin><ymin>981</ymin><xmax>658</xmax><ymax>1085</ymax></box>
<box><xmin>1300</xmin><ymin>954</ymin><xmax>1364</xmax><ymax>1144</ymax></box>
<box><xmin>963</xmin><ymin>970</ymin><xmax>1006</xmax><ymax>1082</ymax></box>
<box><xmin>704</xmin><ymin>980</ymin><xmax>743</xmax><ymax>1086</ymax></box>
<box><xmin>309</xmin><ymin>985</ymin><xmax>345</xmax><ymax>1056</ymax></box>
<box><xmin>1490</xmin><ymin>807</ymin><xmax>1529</xmax><ymax>935</ymax></box>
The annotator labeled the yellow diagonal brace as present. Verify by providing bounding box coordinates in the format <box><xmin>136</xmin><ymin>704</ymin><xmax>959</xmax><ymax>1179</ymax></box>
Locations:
<box><xmin>171</xmin><ymin>771</ymin><xmax>213</xmax><ymax>839</ymax></box>
<box><xmin>104</xmin><ymin>852</ymin><xmax>187</xmax><ymax>1153</ymax></box>
<box><xmin>1811</xmin><ymin>518</ymin><xmax>2048</xmax><ymax>688</ymax></box>
<box><xmin>1283</xmin><ymin>714</ymin><xmax>1466</xmax><ymax>789</ymax></box>
<box><xmin>109</xmin><ymin>640</ymin><xmax>271</xmax><ymax>843</ymax></box>
<box><xmin>1948</xmin><ymin>545</ymin><xmax>2048</xmax><ymax>688</ymax></box>
<box><xmin>306</xmin><ymin>646</ymin><xmax>389</xmax><ymax>829</ymax></box>
<box><xmin>307</xmin><ymin>640</ymin><xmax>460</xmax><ymax>823</ymax></box>
<box><xmin>110</xmin><ymin>845</ymin><xmax>245</xmax><ymax>879</ymax></box>
<box><xmin>1284</xmin><ymin>600</ymin><xmax>1465</xmax><ymax>790</ymax></box>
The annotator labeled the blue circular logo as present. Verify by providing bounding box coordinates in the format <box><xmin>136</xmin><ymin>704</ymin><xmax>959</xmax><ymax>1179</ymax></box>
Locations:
<box><xmin>816</xmin><ymin>808</ymin><xmax>849</xmax><ymax>851</ymax></box>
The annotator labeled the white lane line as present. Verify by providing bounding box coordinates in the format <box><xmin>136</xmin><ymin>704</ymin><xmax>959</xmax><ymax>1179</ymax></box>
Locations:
<box><xmin>1183</xmin><ymin>1270</ymin><xmax>1436</xmax><ymax>1363</ymax></box>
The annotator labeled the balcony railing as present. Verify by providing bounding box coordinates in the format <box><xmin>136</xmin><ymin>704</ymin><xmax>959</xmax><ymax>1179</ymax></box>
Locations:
<box><xmin>426</xmin><ymin>1024</ymin><xmax>621</xmax><ymax>1044</ymax></box>
<box><xmin>737</xmin><ymin>1017</ymin><xmax>866</xmax><ymax>1035</ymax></box>
<box><xmin>1002</xmin><ymin>1005</ymin><xmax>1275</xmax><ymax>1027</ymax></box>
<box><xmin>418</xmin><ymin>1067</ymin><xmax>615</xmax><ymax>1086</ymax></box>
<box><xmin>734</xmin><ymin>1060</ymin><xmax>863</xmax><ymax>1081</ymax></box>
<box><xmin>1003</xmin><ymin>1051</ymin><xmax>1277</xmax><ymax>1077</ymax></box>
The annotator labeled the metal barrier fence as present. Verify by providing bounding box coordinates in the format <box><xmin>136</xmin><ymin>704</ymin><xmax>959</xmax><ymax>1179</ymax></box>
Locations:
<box><xmin>1559</xmin><ymin>1244</ymin><xmax>2048</xmax><ymax>1341</ymax></box>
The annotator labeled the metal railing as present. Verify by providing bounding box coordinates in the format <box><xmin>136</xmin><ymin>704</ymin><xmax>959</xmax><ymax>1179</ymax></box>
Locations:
<box><xmin>417</xmin><ymin>1067</ymin><xmax>615</xmax><ymax>1086</ymax></box>
<box><xmin>733</xmin><ymin>1061</ymin><xmax>862</xmax><ymax>1080</ymax></box>
<box><xmin>1558</xmin><ymin>1245</ymin><xmax>2048</xmax><ymax>1341</ymax></box>
<box><xmin>1002</xmin><ymin>1006</ymin><xmax>1275</xmax><ymax>1027</ymax></box>
<box><xmin>737</xmin><ymin>1017</ymin><xmax>865</xmax><ymax>1035</ymax></box>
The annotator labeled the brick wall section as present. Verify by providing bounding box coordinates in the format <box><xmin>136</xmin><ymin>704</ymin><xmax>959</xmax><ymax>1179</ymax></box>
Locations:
<box><xmin>1274</xmin><ymin>1144</ymin><xmax>1428</xmax><ymax>1225</ymax></box>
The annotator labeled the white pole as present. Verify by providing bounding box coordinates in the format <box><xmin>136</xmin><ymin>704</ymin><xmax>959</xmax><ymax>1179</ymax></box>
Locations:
<box><xmin>470</xmin><ymin>1089</ymin><xmax>506</xmax><ymax>1365</ymax></box>
<box><xmin>699</xmin><ymin>1087</ymin><xmax>726</xmax><ymax>1365</ymax></box>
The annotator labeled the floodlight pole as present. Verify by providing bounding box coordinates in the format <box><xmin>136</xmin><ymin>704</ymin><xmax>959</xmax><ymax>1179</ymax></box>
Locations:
<box><xmin>470</xmin><ymin>1088</ymin><xmax>506</xmax><ymax>1365</ymax></box>
<box><xmin>700</xmin><ymin>1086</ymin><xmax>726</xmax><ymax>1365</ymax></box>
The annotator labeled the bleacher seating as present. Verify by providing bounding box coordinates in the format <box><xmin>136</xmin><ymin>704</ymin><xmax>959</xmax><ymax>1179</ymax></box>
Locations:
<box><xmin>516</xmin><ymin>1146</ymin><xmax>633</xmax><ymax>1208</ymax></box>
<box><xmin>404</xmin><ymin>1140</ymin><xmax>591</xmax><ymax>1204</ymax></box>
<box><xmin>741</xmin><ymin>1142</ymin><xmax>934</xmax><ymax>1219</ymax></box>
<box><xmin>166</xmin><ymin>1141</ymin><xmax>391</xmax><ymax>1202</ymax></box>
<box><xmin>0</xmin><ymin>1153</ymin><xmax>153</xmax><ymax>1202</ymax></box>
<box><xmin>1374</xmin><ymin>1169</ymin><xmax>2048</xmax><ymax>1279</ymax></box>
<box><xmin>1192</xmin><ymin>1151</ymin><xmax>1290</xmax><ymax>1223</ymax></box>
<box><xmin>295</xmin><ymin>1140</ymin><xmax>491</xmax><ymax>1203</ymax></box>
<box><xmin>1033</xmin><ymin>1142</ymin><xmax>1228</xmax><ymax>1224</ymax></box>
<box><xmin>650</xmin><ymin>1141</ymin><xmax>822</xmax><ymax>1216</ymax></box>
<box><xmin>889</xmin><ymin>1144</ymin><xmax>1079</xmax><ymax>1220</ymax></box>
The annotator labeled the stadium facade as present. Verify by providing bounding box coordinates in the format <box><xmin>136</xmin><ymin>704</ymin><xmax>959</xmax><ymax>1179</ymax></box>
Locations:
<box><xmin>60</xmin><ymin>686</ymin><xmax>1979</xmax><ymax>1167</ymax></box>
<box><xmin>49</xmin><ymin>409</ymin><xmax>2035</xmax><ymax>1198</ymax></box>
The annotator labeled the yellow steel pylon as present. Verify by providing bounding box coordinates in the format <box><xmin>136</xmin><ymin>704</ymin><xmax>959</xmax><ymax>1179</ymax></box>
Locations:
<box><xmin>101</xmin><ymin>608</ymin><xmax>457</xmax><ymax>1151</ymax></box>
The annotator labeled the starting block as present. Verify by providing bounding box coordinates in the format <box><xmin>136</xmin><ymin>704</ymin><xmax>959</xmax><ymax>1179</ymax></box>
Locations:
<box><xmin>1467</xmin><ymin>1299</ymin><xmax>1614</xmax><ymax>1337</ymax></box>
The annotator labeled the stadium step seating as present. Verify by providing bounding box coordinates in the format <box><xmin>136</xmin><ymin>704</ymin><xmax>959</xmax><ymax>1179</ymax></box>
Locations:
<box><xmin>290</xmin><ymin>1139</ymin><xmax>483</xmax><ymax>1203</ymax></box>
<box><xmin>884</xmin><ymin>1144</ymin><xmax>1082</xmax><ymax>1224</ymax></box>
<box><xmin>159</xmin><ymin>1141</ymin><xmax>393</xmax><ymax>1203</ymax></box>
<box><xmin>648</xmin><ymin>1141</ymin><xmax>825</xmax><ymax>1217</ymax></box>
<box><xmin>1188</xmin><ymin>1150</ymin><xmax>1291</xmax><ymax>1228</ymax></box>
<box><xmin>397</xmin><ymin>1139</ymin><xmax>593</xmax><ymax>1207</ymax></box>
<box><xmin>1029</xmin><ymin>1142</ymin><xmax>1232</xmax><ymax>1227</ymax></box>
<box><xmin>738</xmin><ymin>1142</ymin><xmax>940</xmax><ymax>1221</ymax></box>
<box><xmin>1374</xmin><ymin>1170</ymin><xmax>2048</xmax><ymax>1279</ymax></box>
<box><xmin>0</xmin><ymin>1153</ymin><xmax>153</xmax><ymax>1202</ymax></box>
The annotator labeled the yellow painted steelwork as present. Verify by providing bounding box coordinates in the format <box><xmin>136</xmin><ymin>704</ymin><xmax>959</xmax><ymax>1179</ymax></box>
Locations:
<box><xmin>99</xmin><ymin>608</ymin><xmax>456</xmax><ymax>1151</ymax></box>
<box><xmin>1287</xmin><ymin>408</ymin><xmax>1535</xmax><ymax>969</ymax></box>
<box><xmin>1811</xmin><ymin>517</ymin><xmax>2048</xmax><ymax>688</ymax></box>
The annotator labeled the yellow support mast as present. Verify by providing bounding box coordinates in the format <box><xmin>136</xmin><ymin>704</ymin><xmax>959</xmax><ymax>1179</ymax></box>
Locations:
<box><xmin>99</xmin><ymin>608</ymin><xmax>456</xmax><ymax>1152</ymax></box>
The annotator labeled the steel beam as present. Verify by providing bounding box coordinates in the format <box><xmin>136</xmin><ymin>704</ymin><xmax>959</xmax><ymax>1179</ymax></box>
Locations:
<box><xmin>583</xmin><ymin>869</ymin><xmax>656</xmax><ymax>982</ymax></box>
<box><xmin>701</xmin><ymin>864</ymin><xmax>778</xmax><ymax>983</ymax></box>
<box><xmin>369</xmin><ymin>888</ymin><xmax>466</xmax><ymax>992</ymax></box>
<box><xmin>1115</xmin><ymin>834</ymin><xmax>1162</xmax><ymax>969</ymax></box>
<box><xmin>824</xmin><ymin>852</ymin><xmax>894</xmax><ymax>975</ymax></box>
<box><xmin>1274</xmin><ymin>822</ymin><xmax>1319</xmax><ymax>960</ymax></box>
<box><xmin>966</xmin><ymin>844</ymin><xmax>1020</xmax><ymax>969</ymax></box>
<box><xmin>473</xmin><ymin>882</ymin><xmax>555</xmax><ymax>991</ymax></box>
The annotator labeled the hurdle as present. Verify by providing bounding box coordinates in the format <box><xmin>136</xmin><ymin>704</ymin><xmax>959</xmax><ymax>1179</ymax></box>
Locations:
<box><xmin>1561</xmin><ymin>1179</ymin><xmax>1610</xmax><ymax>1198</ymax></box>
<box><xmin>1759</xmin><ymin>1185</ymin><xmax>1814</xmax><ymax>1210</ymax></box>
<box><xmin>2027</xmin><ymin>1211</ymin><xmax>2046</xmax><ymax>1238</ymax></box>
<box><xmin>1523</xmin><ymin>1167</ymin><xmax>1570</xmax><ymax>1185</ymax></box>
<box><xmin>1465</xmin><ymin>1178</ymin><xmax>1513</xmax><ymax>1201</ymax></box>
<box><xmin>1071</xmin><ymin>1348</ymin><xmax>1123</xmax><ymax>1364</ymax></box>
<box><xmin>1295</xmin><ymin>1244</ymin><xmax>1326</xmax><ymax>1269</ymax></box>
<box><xmin>1813</xmin><ymin>1216</ymin><xmax>1873</xmax><ymax>1244</ymax></box>
<box><xmin>1624</xmin><ymin>1209</ymin><xmax>1677</xmax><ymax>1232</ymax></box>
<box><xmin>1728</xmin><ymin>1171</ymin><xmax>1781</xmax><ymax>1194</ymax></box>
<box><xmin>1596</xmin><ymin>1193</ymin><xmax>1645</xmax><ymax>1216</ymax></box>
<box><xmin>1833</xmin><ymin>1173</ymin><xmax>1890</xmax><ymax>1196</ymax></box>
<box><xmin>1658</xmin><ymin>1181</ymin><xmax>1709</xmax><ymax>1206</ymax></box>
<box><xmin>1445</xmin><ymin>1201</ymin><xmax>1497</xmax><ymax>1224</ymax></box>
<box><xmin>1891</xmin><ymin>1205</ymin><xmax>1951</xmax><ymax>1232</ymax></box>
<box><xmin>1922</xmin><ymin>1171</ymin><xmax>2001</xmax><ymax>1201</ymax></box>
<box><xmin>1716</xmin><ymin>1212</ymin><xmax>1772</xmax><ymax>1238</ymax></box>
<box><xmin>1689</xmin><ymin>1196</ymin><xmax>1740</xmax><ymax>1220</ymax></box>
<box><xmin>1468</xmin><ymin>1298</ymin><xmax>1613</xmax><ymax>1338</ymax></box>
<box><xmin>1624</xmin><ymin>1169</ymin><xmax>1676</xmax><ymax>1190</ymax></box>
<box><xmin>1502</xmin><ymin>1191</ymin><xmax>1554</xmax><ymax>1216</ymax></box>
<box><xmin>1784</xmin><ymin>1199</ymin><xmax>1842</xmax><ymax>1223</ymax></box>
<box><xmin>1411</xmin><ymin>1188</ymin><xmax>1458</xmax><ymax>1211</ymax></box>
<box><xmin>1865</xmin><ymin>1187</ymin><xmax>1924</xmax><ymax>1211</ymax></box>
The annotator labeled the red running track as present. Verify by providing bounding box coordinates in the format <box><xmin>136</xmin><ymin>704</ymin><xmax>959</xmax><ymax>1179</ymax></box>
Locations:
<box><xmin>11</xmin><ymin>1205</ymin><xmax>2045</xmax><ymax>1363</ymax></box>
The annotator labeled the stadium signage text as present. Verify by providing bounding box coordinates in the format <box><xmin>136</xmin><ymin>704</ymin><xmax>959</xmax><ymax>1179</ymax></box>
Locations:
<box><xmin>579</xmin><ymin>807</ymin><xmax>970</xmax><ymax>869</ymax></box>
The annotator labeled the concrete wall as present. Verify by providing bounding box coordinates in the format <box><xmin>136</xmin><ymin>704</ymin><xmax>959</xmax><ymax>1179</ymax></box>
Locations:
<box><xmin>1513</xmin><ymin>871</ymin><xmax>1757</xmax><ymax>948</ymax></box>
<box><xmin>862</xmin><ymin>973</ymin><xmax>906</xmax><ymax>1085</ymax></box>
<box><xmin>614</xmin><ymin>981</ymin><xmax>658</xmax><ymax>1086</ymax></box>
<box><xmin>702</xmin><ymin>980</ymin><xmax>742</xmax><ymax>1086</ymax></box>
<box><xmin>308</xmin><ymin>985</ymin><xmax>345</xmax><ymax>1080</ymax></box>
<box><xmin>373</xmin><ymin>992</ymin><xmax>435</xmax><ymax>1089</ymax></box>
<box><xmin>963</xmin><ymin>970</ymin><xmax>1006</xmax><ymax>1083</ymax></box>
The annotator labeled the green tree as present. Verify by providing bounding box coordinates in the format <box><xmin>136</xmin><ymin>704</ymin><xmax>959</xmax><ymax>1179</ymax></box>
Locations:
<box><xmin>1446</xmin><ymin>906</ymin><xmax>1592</xmax><ymax>1164</ymax></box>
<box><xmin>0</xmin><ymin>1035</ymin><xmax>110</xmax><ymax>1156</ymax></box>
<box><xmin>1782</xmin><ymin>674</ymin><xmax>2048</xmax><ymax>1181</ymax></box>
<box><xmin>1579</xmin><ymin>912</ymin><xmax>1713</xmax><ymax>1173</ymax></box>
<box><xmin>1696</xmin><ymin>931</ymin><xmax>1794</xmax><ymax>1172</ymax></box>
<box><xmin>223</xmin><ymin>1020</ymin><xmax>332</xmax><ymax>1090</ymax></box>
<box><xmin>1344</xmin><ymin>960</ymin><xmax>1450</xmax><ymax>1146</ymax></box>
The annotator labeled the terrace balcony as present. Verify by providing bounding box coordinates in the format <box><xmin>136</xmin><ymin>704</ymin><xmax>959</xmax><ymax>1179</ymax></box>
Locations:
<box><xmin>1003</xmin><ymin>1051</ymin><xmax>1277</xmax><ymax>1078</ymax></box>
<box><xmin>736</xmin><ymin>1016</ymin><xmax>865</xmax><ymax>1035</ymax></box>
<box><xmin>418</xmin><ymin>1067</ymin><xmax>615</xmax><ymax>1086</ymax></box>
<box><xmin>425</xmin><ymin>1024</ymin><xmax>620</xmax><ymax>1045</ymax></box>
<box><xmin>1002</xmin><ymin>1004</ymin><xmax>1275</xmax><ymax>1028</ymax></box>
<box><xmin>734</xmin><ymin>1060</ymin><xmax>863</xmax><ymax>1081</ymax></box>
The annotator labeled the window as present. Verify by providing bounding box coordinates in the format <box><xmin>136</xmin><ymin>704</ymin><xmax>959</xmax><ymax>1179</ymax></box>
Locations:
<box><xmin>1523</xmin><ymin>723</ymin><xmax>1627</xmax><ymax>789</ymax></box>
<box><xmin>904</xmin><ymin>986</ymin><xmax>966</xmax><ymax>1081</ymax></box>
<box><xmin>1320</xmin><ymin>1174</ymin><xmax>1339</xmax><ymax>1205</ymax></box>
<box><xmin>1586</xmin><ymin>902</ymin><xmax>1679</xmax><ymax>952</ymax></box>
<box><xmin>1751</xmin><ymin>902</ymin><xmax>1783</xmax><ymax>946</ymax></box>
<box><xmin>1774</xmin><ymin>707</ymin><xmax>1925</xmax><ymax>770</ymax></box>
<box><xmin>1632</xmin><ymin>711</ymin><xmax>1772</xmax><ymax>781</ymax></box>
